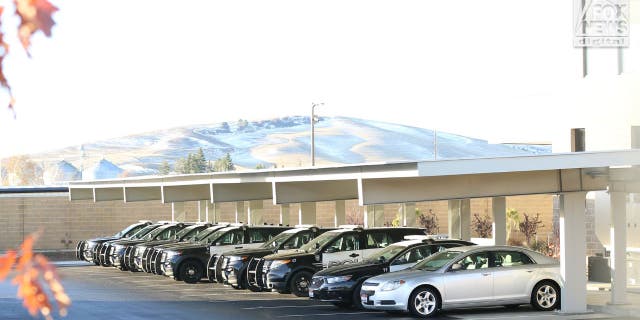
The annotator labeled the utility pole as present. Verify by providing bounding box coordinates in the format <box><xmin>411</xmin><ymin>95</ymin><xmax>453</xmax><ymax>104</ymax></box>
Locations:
<box><xmin>311</xmin><ymin>102</ymin><xmax>324</xmax><ymax>166</ymax></box>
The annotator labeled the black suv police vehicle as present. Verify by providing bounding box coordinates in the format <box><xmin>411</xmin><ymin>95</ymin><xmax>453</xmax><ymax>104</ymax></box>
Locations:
<box><xmin>76</xmin><ymin>221</ymin><xmax>152</xmax><ymax>265</ymax></box>
<box><xmin>249</xmin><ymin>226</ymin><xmax>428</xmax><ymax>297</ymax></box>
<box><xmin>160</xmin><ymin>224</ymin><xmax>292</xmax><ymax>283</ymax></box>
<box><xmin>130</xmin><ymin>223</ymin><xmax>214</xmax><ymax>272</ymax></box>
<box><xmin>309</xmin><ymin>236</ymin><xmax>475</xmax><ymax>308</ymax></box>
<box><xmin>105</xmin><ymin>222</ymin><xmax>190</xmax><ymax>270</ymax></box>
<box><xmin>213</xmin><ymin>225</ymin><xmax>332</xmax><ymax>289</ymax></box>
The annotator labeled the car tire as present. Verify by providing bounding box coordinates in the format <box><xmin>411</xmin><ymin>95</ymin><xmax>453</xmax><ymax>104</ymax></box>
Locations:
<box><xmin>408</xmin><ymin>286</ymin><xmax>439</xmax><ymax>318</ymax></box>
<box><xmin>180</xmin><ymin>261</ymin><xmax>203</xmax><ymax>284</ymax></box>
<box><xmin>351</xmin><ymin>281</ymin><xmax>365</xmax><ymax>310</ymax></box>
<box><xmin>290</xmin><ymin>271</ymin><xmax>313</xmax><ymax>297</ymax></box>
<box><xmin>531</xmin><ymin>281</ymin><xmax>560</xmax><ymax>311</ymax></box>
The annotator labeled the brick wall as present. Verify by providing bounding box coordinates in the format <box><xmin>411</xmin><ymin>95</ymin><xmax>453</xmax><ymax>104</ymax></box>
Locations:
<box><xmin>1</xmin><ymin>193</ymin><xmax>558</xmax><ymax>251</ymax></box>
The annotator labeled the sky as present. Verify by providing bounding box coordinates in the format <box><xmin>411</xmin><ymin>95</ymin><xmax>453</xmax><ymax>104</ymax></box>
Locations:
<box><xmin>0</xmin><ymin>0</ymin><xmax>638</xmax><ymax>158</ymax></box>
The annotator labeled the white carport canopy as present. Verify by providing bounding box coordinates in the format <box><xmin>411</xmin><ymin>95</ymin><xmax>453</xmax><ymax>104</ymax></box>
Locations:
<box><xmin>68</xmin><ymin>150</ymin><xmax>640</xmax><ymax>204</ymax></box>
<box><xmin>68</xmin><ymin>149</ymin><xmax>640</xmax><ymax>314</ymax></box>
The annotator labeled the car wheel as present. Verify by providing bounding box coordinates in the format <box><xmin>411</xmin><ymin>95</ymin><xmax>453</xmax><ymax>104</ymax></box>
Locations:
<box><xmin>290</xmin><ymin>271</ymin><xmax>313</xmax><ymax>297</ymax></box>
<box><xmin>180</xmin><ymin>261</ymin><xmax>203</xmax><ymax>284</ymax></box>
<box><xmin>409</xmin><ymin>286</ymin><xmax>439</xmax><ymax>318</ymax></box>
<box><xmin>351</xmin><ymin>281</ymin><xmax>364</xmax><ymax>310</ymax></box>
<box><xmin>531</xmin><ymin>281</ymin><xmax>560</xmax><ymax>311</ymax></box>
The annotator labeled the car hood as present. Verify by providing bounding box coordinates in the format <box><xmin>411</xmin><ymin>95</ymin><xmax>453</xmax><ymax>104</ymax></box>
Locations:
<box><xmin>224</xmin><ymin>247</ymin><xmax>273</xmax><ymax>257</ymax></box>
<box><xmin>160</xmin><ymin>243</ymin><xmax>207</xmax><ymax>251</ymax></box>
<box><xmin>138</xmin><ymin>239</ymin><xmax>178</xmax><ymax>247</ymax></box>
<box><xmin>315</xmin><ymin>262</ymin><xmax>380</xmax><ymax>276</ymax></box>
<box><xmin>366</xmin><ymin>268</ymin><xmax>434</xmax><ymax>283</ymax></box>
<box><xmin>87</xmin><ymin>236</ymin><xmax>119</xmax><ymax>243</ymax></box>
<box><xmin>111</xmin><ymin>239</ymin><xmax>145</xmax><ymax>246</ymax></box>
<box><xmin>264</xmin><ymin>250</ymin><xmax>312</xmax><ymax>260</ymax></box>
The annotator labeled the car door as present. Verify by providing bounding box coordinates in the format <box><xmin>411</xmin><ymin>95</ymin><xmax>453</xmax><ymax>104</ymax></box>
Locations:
<box><xmin>491</xmin><ymin>250</ymin><xmax>536</xmax><ymax>302</ymax></box>
<box><xmin>321</xmin><ymin>232</ymin><xmax>363</xmax><ymax>268</ymax></box>
<box><xmin>442</xmin><ymin>251</ymin><xmax>493</xmax><ymax>307</ymax></box>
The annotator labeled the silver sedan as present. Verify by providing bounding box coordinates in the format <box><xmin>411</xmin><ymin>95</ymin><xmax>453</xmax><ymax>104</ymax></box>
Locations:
<box><xmin>360</xmin><ymin>245</ymin><xmax>561</xmax><ymax>317</ymax></box>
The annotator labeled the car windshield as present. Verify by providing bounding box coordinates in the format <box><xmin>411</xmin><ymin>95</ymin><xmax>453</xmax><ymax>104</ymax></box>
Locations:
<box><xmin>173</xmin><ymin>226</ymin><xmax>196</xmax><ymax>240</ymax></box>
<box><xmin>365</xmin><ymin>245</ymin><xmax>406</xmax><ymax>263</ymax></box>
<box><xmin>260</xmin><ymin>231</ymin><xmax>295</xmax><ymax>249</ymax></box>
<box><xmin>129</xmin><ymin>225</ymin><xmax>158</xmax><ymax>240</ymax></box>
<box><xmin>412</xmin><ymin>250</ymin><xmax>462</xmax><ymax>271</ymax></box>
<box><xmin>114</xmin><ymin>223</ymin><xmax>143</xmax><ymax>238</ymax></box>
<box><xmin>142</xmin><ymin>225</ymin><xmax>171</xmax><ymax>240</ymax></box>
<box><xmin>299</xmin><ymin>231</ymin><xmax>341</xmax><ymax>253</ymax></box>
<box><xmin>192</xmin><ymin>228</ymin><xmax>218</xmax><ymax>242</ymax></box>
<box><xmin>198</xmin><ymin>229</ymin><xmax>228</xmax><ymax>244</ymax></box>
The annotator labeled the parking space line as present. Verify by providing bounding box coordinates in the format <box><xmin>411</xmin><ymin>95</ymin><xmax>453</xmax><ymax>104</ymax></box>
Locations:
<box><xmin>243</xmin><ymin>305</ymin><xmax>333</xmax><ymax>310</ymax></box>
<box><xmin>276</xmin><ymin>312</ymin><xmax>380</xmax><ymax>318</ymax></box>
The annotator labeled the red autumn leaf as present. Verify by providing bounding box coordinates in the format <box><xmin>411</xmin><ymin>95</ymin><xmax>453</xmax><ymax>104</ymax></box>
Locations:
<box><xmin>14</xmin><ymin>0</ymin><xmax>58</xmax><ymax>54</ymax></box>
<box><xmin>0</xmin><ymin>250</ymin><xmax>17</xmax><ymax>280</ymax></box>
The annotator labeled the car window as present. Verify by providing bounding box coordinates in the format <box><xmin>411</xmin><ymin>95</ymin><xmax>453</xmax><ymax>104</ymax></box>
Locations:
<box><xmin>366</xmin><ymin>231</ymin><xmax>392</xmax><ymax>249</ymax></box>
<box><xmin>250</xmin><ymin>230</ymin><xmax>266</xmax><ymax>243</ymax></box>
<box><xmin>493</xmin><ymin>251</ymin><xmax>534</xmax><ymax>267</ymax></box>
<box><xmin>392</xmin><ymin>246</ymin><xmax>425</xmax><ymax>265</ymax></box>
<box><xmin>218</xmin><ymin>230</ymin><xmax>244</xmax><ymax>245</ymax></box>
<box><xmin>455</xmin><ymin>252</ymin><xmax>490</xmax><ymax>270</ymax></box>
<box><xmin>283</xmin><ymin>231</ymin><xmax>312</xmax><ymax>249</ymax></box>
<box><xmin>327</xmin><ymin>233</ymin><xmax>360</xmax><ymax>252</ymax></box>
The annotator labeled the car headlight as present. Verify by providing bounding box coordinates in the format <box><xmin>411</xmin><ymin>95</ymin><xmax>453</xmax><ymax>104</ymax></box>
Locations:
<box><xmin>381</xmin><ymin>280</ymin><xmax>406</xmax><ymax>291</ymax></box>
<box><xmin>326</xmin><ymin>275</ymin><xmax>352</xmax><ymax>284</ymax></box>
<box><xmin>269</xmin><ymin>259</ymin><xmax>292</xmax><ymax>268</ymax></box>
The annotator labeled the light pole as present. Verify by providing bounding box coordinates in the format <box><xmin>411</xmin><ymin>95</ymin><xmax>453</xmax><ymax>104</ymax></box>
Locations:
<box><xmin>311</xmin><ymin>102</ymin><xmax>324</xmax><ymax>166</ymax></box>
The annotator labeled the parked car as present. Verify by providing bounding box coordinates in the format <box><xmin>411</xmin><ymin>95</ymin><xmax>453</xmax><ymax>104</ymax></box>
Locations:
<box><xmin>105</xmin><ymin>222</ymin><xmax>189</xmax><ymax>270</ymax></box>
<box><xmin>130</xmin><ymin>222</ymin><xmax>214</xmax><ymax>272</ymax></box>
<box><xmin>147</xmin><ymin>223</ymin><xmax>232</xmax><ymax>275</ymax></box>
<box><xmin>98</xmin><ymin>221</ymin><xmax>165</xmax><ymax>267</ymax></box>
<box><xmin>360</xmin><ymin>245</ymin><xmax>562</xmax><ymax>317</ymax></box>
<box><xmin>249</xmin><ymin>226</ymin><xmax>428</xmax><ymax>297</ymax></box>
<box><xmin>309</xmin><ymin>236</ymin><xmax>475</xmax><ymax>309</ymax></box>
<box><xmin>160</xmin><ymin>225</ymin><xmax>292</xmax><ymax>283</ymax></box>
<box><xmin>76</xmin><ymin>220</ymin><xmax>152</xmax><ymax>265</ymax></box>
<box><xmin>213</xmin><ymin>225</ymin><xmax>333</xmax><ymax>289</ymax></box>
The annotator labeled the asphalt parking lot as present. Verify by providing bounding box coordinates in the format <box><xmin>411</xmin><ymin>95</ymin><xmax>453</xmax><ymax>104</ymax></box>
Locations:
<box><xmin>0</xmin><ymin>262</ymin><xmax>635</xmax><ymax>320</ymax></box>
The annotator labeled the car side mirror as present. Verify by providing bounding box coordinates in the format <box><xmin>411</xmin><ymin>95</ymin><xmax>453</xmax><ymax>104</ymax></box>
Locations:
<box><xmin>450</xmin><ymin>263</ymin><xmax>462</xmax><ymax>271</ymax></box>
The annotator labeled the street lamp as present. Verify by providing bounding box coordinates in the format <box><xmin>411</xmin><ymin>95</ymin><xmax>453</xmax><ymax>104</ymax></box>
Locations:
<box><xmin>311</xmin><ymin>102</ymin><xmax>324</xmax><ymax>166</ymax></box>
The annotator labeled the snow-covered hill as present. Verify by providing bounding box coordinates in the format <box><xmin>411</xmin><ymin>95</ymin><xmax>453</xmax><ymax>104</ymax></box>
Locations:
<box><xmin>30</xmin><ymin>116</ymin><xmax>550</xmax><ymax>179</ymax></box>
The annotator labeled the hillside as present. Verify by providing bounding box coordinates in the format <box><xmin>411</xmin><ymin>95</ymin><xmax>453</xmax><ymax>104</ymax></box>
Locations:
<box><xmin>28</xmin><ymin>116</ymin><xmax>550</xmax><ymax>180</ymax></box>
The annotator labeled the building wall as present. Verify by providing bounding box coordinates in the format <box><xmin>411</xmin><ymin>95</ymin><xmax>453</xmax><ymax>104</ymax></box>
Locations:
<box><xmin>0</xmin><ymin>193</ymin><xmax>556</xmax><ymax>251</ymax></box>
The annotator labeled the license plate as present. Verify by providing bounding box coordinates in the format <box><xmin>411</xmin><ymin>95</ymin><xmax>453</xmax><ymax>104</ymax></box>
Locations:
<box><xmin>309</xmin><ymin>291</ymin><xmax>314</xmax><ymax>298</ymax></box>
